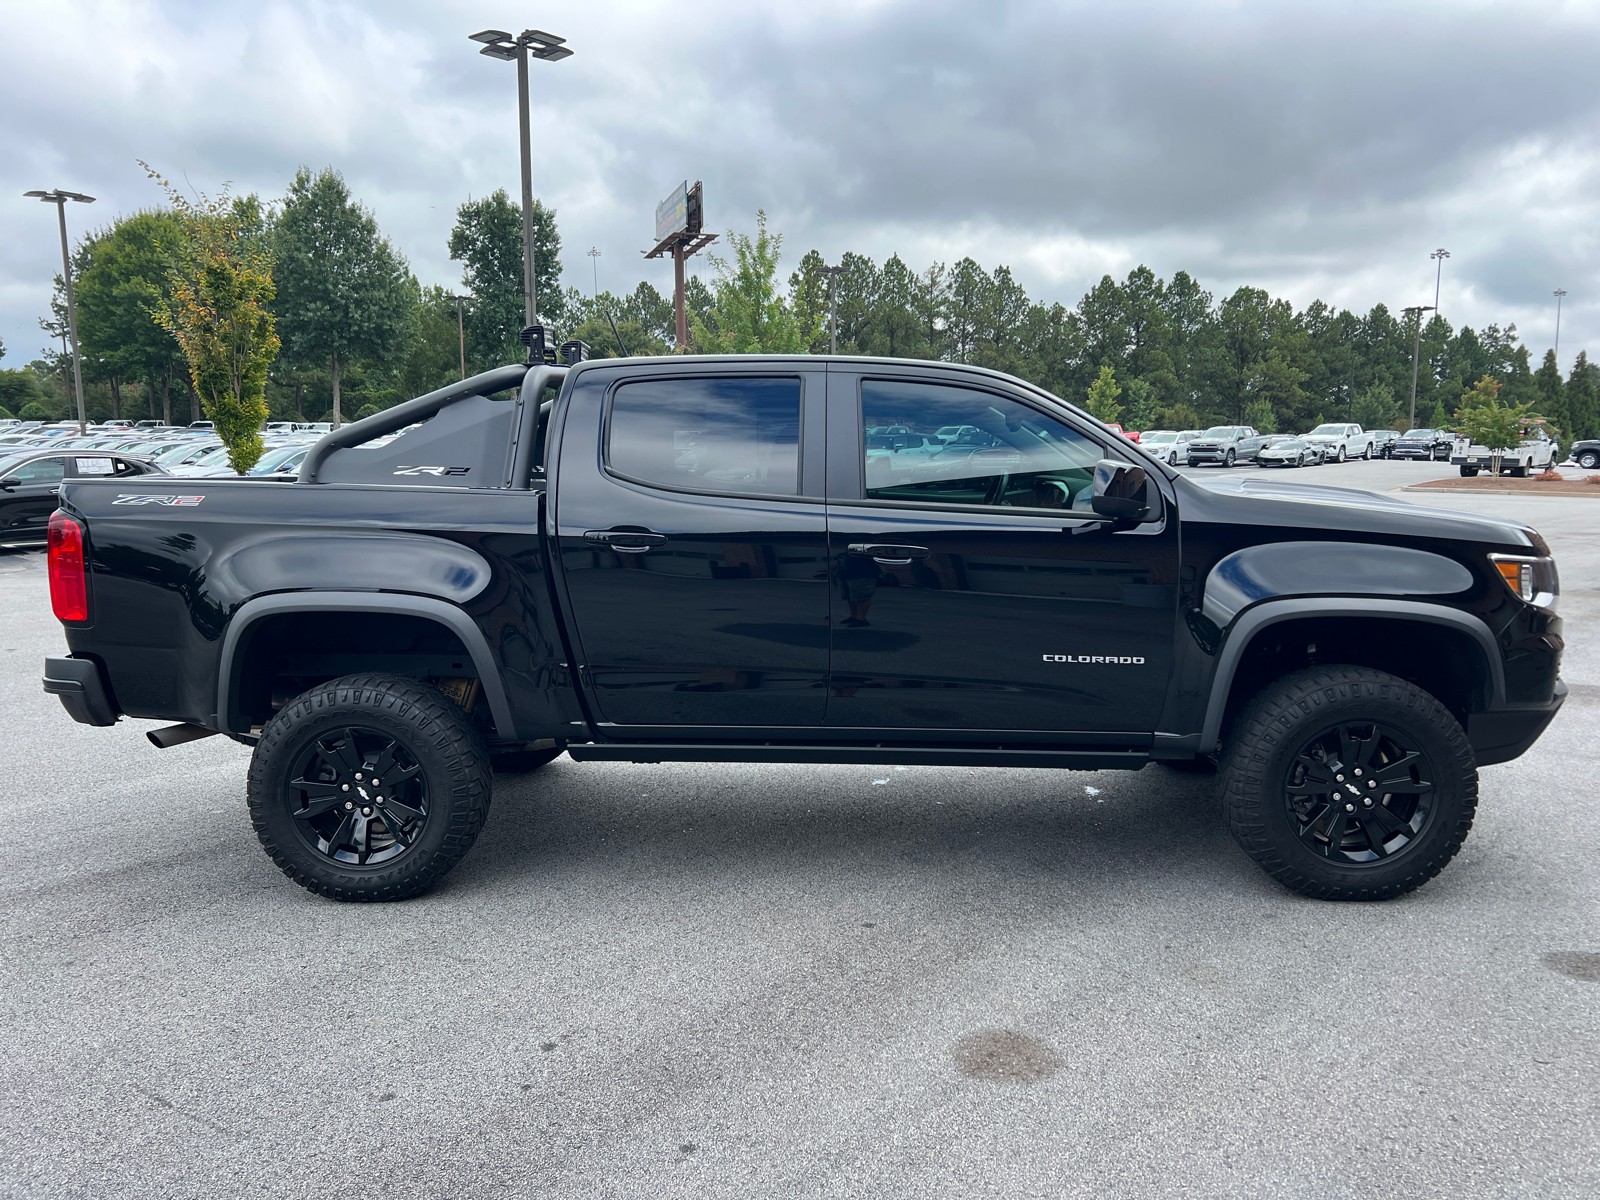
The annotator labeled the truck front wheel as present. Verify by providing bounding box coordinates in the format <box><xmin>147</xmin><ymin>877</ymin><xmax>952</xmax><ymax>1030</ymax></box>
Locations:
<box><xmin>1219</xmin><ymin>666</ymin><xmax>1477</xmax><ymax>901</ymax></box>
<box><xmin>247</xmin><ymin>673</ymin><xmax>492</xmax><ymax>901</ymax></box>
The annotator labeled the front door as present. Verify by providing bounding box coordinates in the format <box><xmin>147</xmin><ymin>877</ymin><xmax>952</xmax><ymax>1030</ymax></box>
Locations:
<box><xmin>824</xmin><ymin>370</ymin><xmax>1179</xmax><ymax>735</ymax></box>
<box><xmin>553</xmin><ymin>367</ymin><xmax>830</xmax><ymax>733</ymax></box>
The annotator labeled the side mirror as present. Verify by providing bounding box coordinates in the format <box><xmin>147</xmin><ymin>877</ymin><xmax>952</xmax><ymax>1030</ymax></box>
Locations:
<box><xmin>1091</xmin><ymin>459</ymin><xmax>1150</xmax><ymax>521</ymax></box>
<box><xmin>0</xmin><ymin>477</ymin><xmax>19</xmax><ymax>492</ymax></box>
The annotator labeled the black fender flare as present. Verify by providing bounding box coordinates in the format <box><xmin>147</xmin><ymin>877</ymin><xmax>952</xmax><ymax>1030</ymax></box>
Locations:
<box><xmin>215</xmin><ymin>591</ymin><xmax>517</xmax><ymax>740</ymax></box>
<box><xmin>1195</xmin><ymin>597</ymin><xmax>1505</xmax><ymax>754</ymax></box>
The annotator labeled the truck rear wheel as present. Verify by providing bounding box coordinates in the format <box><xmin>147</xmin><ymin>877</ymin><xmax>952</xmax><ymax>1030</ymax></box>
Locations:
<box><xmin>247</xmin><ymin>673</ymin><xmax>492</xmax><ymax>901</ymax></box>
<box><xmin>1460</xmin><ymin>465</ymin><xmax>1478</xmax><ymax>477</ymax></box>
<box><xmin>1219</xmin><ymin>666</ymin><xmax>1477</xmax><ymax>901</ymax></box>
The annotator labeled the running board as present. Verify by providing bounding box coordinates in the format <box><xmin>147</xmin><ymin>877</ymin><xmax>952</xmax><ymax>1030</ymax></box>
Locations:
<box><xmin>564</xmin><ymin>743</ymin><xmax>1148</xmax><ymax>770</ymax></box>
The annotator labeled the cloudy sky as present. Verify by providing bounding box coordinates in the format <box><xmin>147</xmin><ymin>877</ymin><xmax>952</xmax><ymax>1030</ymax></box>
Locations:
<box><xmin>2</xmin><ymin>0</ymin><xmax>1597</xmax><ymax>370</ymax></box>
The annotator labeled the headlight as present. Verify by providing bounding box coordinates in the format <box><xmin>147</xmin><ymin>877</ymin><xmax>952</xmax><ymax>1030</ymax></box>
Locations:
<box><xmin>1489</xmin><ymin>554</ymin><xmax>1559</xmax><ymax>608</ymax></box>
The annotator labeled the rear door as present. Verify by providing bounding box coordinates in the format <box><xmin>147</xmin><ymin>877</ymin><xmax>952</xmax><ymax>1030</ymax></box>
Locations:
<box><xmin>823</xmin><ymin>368</ymin><xmax>1179</xmax><ymax>736</ymax></box>
<box><xmin>553</xmin><ymin>364</ymin><xmax>831</xmax><ymax>734</ymax></box>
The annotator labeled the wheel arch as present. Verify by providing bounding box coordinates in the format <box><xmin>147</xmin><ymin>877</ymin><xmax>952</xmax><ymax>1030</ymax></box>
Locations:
<box><xmin>217</xmin><ymin>592</ymin><xmax>517</xmax><ymax>741</ymax></box>
<box><xmin>1199</xmin><ymin>599</ymin><xmax>1504</xmax><ymax>755</ymax></box>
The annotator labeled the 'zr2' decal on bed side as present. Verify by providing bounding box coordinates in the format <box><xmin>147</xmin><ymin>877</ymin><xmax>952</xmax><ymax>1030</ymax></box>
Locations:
<box><xmin>111</xmin><ymin>494</ymin><xmax>205</xmax><ymax>506</ymax></box>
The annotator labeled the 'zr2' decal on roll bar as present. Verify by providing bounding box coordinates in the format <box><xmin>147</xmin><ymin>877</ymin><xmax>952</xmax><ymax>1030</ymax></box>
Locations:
<box><xmin>111</xmin><ymin>494</ymin><xmax>205</xmax><ymax>506</ymax></box>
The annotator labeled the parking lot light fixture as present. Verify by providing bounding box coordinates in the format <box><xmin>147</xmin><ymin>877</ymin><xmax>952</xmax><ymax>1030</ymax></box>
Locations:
<box><xmin>820</xmin><ymin>265</ymin><xmax>845</xmax><ymax>355</ymax></box>
<box><xmin>1554</xmin><ymin>289</ymin><xmax>1568</xmax><ymax>364</ymax></box>
<box><xmin>25</xmin><ymin>189</ymin><xmax>95</xmax><ymax>435</ymax></box>
<box><xmin>469</xmin><ymin>26</ymin><xmax>573</xmax><ymax>327</ymax></box>
<box><xmin>445</xmin><ymin>293</ymin><xmax>471</xmax><ymax>380</ymax></box>
<box><xmin>1403</xmin><ymin>304</ymin><xmax>1435</xmax><ymax>431</ymax></box>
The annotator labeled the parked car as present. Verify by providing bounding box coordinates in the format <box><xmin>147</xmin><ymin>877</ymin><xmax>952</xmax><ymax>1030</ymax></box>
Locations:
<box><xmin>1300</xmin><ymin>423</ymin><xmax>1377</xmax><ymax>462</ymax></box>
<box><xmin>1104</xmin><ymin>423</ymin><xmax>1140</xmax><ymax>443</ymax></box>
<box><xmin>189</xmin><ymin>420</ymin><xmax>216</xmax><ymax>432</ymax></box>
<box><xmin>0</xmin><ymin>448</ymin><xmax>166</xmax><ymax>548</ymax></box>
<box><xmin>1570</xmin><ymin>439</ymin><xmax>1600</xmax><ymax>471</ymax></box>
<box><xmin>46</xmin><ymin>351</ymin><xmax>1565</xmax><ymax>907</ymax></box>
<box><xmin>1185</xmin><ymin>426</ymin><xmax>1271</xmax><ymax>467</ymax></box>
<box><xmin>1368</xmin><ymin>429</ymin><xmax>1400</xmax><ymax>459</ymax></box>
<box><xmin>1136</xmin><ymin>430</ymin><xmax>1197</xmax><ymax>466</ymax></box>
<box><xmin>1391</xmin><ymin>429</ymin><xmax>1453</xmax><ymax>461</ymax></box>
<box><xmin>1254</xmin><ymin>437</ymin><xmax>1322</xmax><ymax>468</ymax></box>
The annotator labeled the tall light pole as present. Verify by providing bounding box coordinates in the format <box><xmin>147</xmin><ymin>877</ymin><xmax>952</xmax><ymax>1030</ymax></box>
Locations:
<box><xmin>469</xmin><ymin>27</ymin><xmax>572</xmax><ymax>330</ymax></box>
<box><xmin>445</xmin><ymin>293</ymin><xmax>471</xmax><ymax>380</ymax></box>
<box><xmin>821</xmin><ymin>265</ymin><xmax>845</xmax><ymax>355</ymax></box>
<box><xmin>587</xmin><ymin>246</ymin><xmax>601</xmax><ymax>300</ymax></box>
<box><xmin>25</xmin><ymin>189</ymin><xmax>95</xmax><ymax>434</ymax></box>
<box><xmin>1554</xmin><ymin>289</ymin><xmax>1568</xmax><ymax>365</ymax></box>
<box><xmin>1403</xmin><ymin>304</ymin><xmax>1435</xmax><ymax>430</ymax></box>
<box><xmin>1430</xmin><ymin>247</ymin><xmax>1450</xmax><ymax>318</ymax></box>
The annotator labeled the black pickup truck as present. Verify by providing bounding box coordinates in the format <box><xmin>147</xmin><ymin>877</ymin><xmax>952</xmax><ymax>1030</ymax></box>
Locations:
<box><xmin>42</xmin><ymin>349</ymin><xmax>1566</xmax><ymax>904</ymax></box>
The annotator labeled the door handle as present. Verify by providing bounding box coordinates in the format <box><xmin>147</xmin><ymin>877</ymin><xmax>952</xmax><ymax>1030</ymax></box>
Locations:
<box><xmin>584</xmin><ymin>529</ymin><xmax>667</xmax><ymax>553</ymax></box>
<box><xmin>847</xmin><ymin>543</ymin><xmax>930</xmax><ymax>565</ymax></box>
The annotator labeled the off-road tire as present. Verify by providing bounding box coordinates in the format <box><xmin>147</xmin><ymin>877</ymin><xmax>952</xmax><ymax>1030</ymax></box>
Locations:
<box><xmin>1219</xmin><ymin>665</ymin><xmax>1477</xmax><ymax>901</ymax></box>
<box><xmin>491</xmin><ymin>748</ymin><xmax>564</xmax><ymax>773</ymax></box>
<box><xmin>248</xmin><ymin>673</ymin><xmax>492</xmax><ymax>902</ymax></box>
<box><xmin>1460</xmin><ymin>466</ymin><xmax>1478</xmax><ymax>477</ymax></box>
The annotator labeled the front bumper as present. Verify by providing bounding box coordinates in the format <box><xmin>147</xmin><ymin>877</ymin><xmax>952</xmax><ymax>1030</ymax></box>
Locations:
<box><xmin>1392</xmin><ymin>447</ymin><xmax>1438</xmax><ymax>458</ymax></box>
<box><xmin>1467</xmin><ymin>680</ymin><xmax>1566</xmax><ymax>766</ymax></box>
<box><xmin>42</xmin><ymin>655</ymin><xmax>119</xmax><ymax>727</ymax></box>
<box><xmin>1186</xmin><ymin>447</ymin><xmax>1232</xmax><ymax>462</ymax></box>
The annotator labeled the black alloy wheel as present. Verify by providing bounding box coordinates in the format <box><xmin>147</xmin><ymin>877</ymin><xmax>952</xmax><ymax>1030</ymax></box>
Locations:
<box><xmin>285</xmin><ymin>728</ymin><xmax>429</xmax><ymax>868</ymax></box>
<box><xmin>1280</xmin><ymin>722</ymin><xmax>1435</xmax><ymax>865</ymax></box>
<box><xmin>1220</xmin><ymin>665</ymin><xmax>1477</xmax><ymax>900</ymax></box>
<box><xmin>248</xmin><ymin>673</ymin><xmax>492</xmax><ymax>901</ymax></box>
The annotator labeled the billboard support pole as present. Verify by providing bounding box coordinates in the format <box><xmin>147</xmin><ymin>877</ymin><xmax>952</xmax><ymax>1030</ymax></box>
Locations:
<box><xmin>645</xmin><ymin>180</ymin><xmax>716</xmax><ymax>354</ymax></box>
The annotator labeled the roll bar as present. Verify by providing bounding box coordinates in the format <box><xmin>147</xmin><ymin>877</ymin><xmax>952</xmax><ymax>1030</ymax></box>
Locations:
<box><xmin>297</xmin><ymin>363</ymin><xmax>531</xmax><ymax>485</ymax></box>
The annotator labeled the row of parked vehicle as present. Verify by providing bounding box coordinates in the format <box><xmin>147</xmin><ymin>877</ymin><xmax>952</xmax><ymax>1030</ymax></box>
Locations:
<box><xmin>1127</xmin><ymin>423</ymin><xmax>1481</xmax><ymax>469</ymax></box>
<box><xmin>0</xmin><ymin>419</ymin><xmax>346</xmax><ymax>548</ymax></box>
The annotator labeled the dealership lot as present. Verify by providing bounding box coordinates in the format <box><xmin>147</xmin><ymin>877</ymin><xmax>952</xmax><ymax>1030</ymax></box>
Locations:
<box><xmin>2</xmin><ymin>459</ymin><xmax>1596</xmax><ymax>1199</ymax></box>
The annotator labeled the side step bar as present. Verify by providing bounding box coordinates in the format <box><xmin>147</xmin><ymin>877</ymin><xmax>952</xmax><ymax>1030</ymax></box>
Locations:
<box><xmin>565</xmin><ymin>743</ymin><xmax>1148</xmax><ymax>770</ymax></box>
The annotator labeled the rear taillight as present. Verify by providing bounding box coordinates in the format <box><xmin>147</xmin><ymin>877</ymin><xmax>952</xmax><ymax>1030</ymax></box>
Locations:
<box><xmin>48</xmin><ymin>512</ymin><xmax>88</xmax><ymax>622</ymax></box>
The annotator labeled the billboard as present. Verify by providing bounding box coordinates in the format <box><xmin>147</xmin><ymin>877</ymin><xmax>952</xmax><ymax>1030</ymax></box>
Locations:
<box><xmin>655</xmin><ymin>181</ymin><xmax>688</xmax><ymax>242</ymax></box>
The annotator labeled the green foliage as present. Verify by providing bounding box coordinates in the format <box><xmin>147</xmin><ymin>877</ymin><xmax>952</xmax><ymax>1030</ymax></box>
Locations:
<box><xmin>143</xmin><ymin>165</ymin><xmax>279</xmax><ymax>473</ymax></box>
<box><xmin>691</xmin><ymin>211</ymin><xmax>818</xmax><ymax>354</ymax></box>
<box><xmin>1084</xmin><ymin>364</ymin><xmax>1122</xmax><ymax>422</ymax></box>
<box><xmin>0</xmin><ymin>368</ymin><xmax>41</xmax><ymax>414</ymax></box>
<box><xmin>19</xmin><ymin>401</ymin><xmax>50</xmax><ymax>421</ymax></box>
<box><xmin>0</xmin><ymin>406</ymin><xmax>11</xmax><ymax>421</ymax></box>
<box><xmin>73</xmin><ymin>210</ymin><xmax>187</xmax><ymax>409</ymax></box>
<box><xmin>1455</xmin><ymin>375</ymin><xmax>1529</xmax><ymax>471</ymax></box>
<box><xmin>354</xmin><ymin>403</ymin><xmax>381</xmax><ymax>421</ymax></box>
<box><xmin>1242</xmin><ymin>398</ymin><xmax>1277</xmax><ymax>434</ymax></box>
<box><xmin>1121</xmin><ymin>377</ymin><xmax>1160</xmax><ymax>431</ymax></box>
<box><xmin>274</xmin><ymin>167</ymin><xmax>415</xmax><ymax>426</ymax></box>
<box><xmin>449</xmin><ymin>189</ymin><xmax>562</xmax><ymax>368</ymax></box>
<box><xmin>1155</xmin><ymin>401</ymin><xmax>1200</xmax><ymax>431</ymax></box>
<box><xmin>1352</xmin><ymin>383</ymin><xmax>1399</xmax><ymax>432</ymax></box>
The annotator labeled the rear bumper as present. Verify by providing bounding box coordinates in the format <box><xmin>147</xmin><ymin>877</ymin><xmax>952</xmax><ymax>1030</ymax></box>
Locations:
<box><xmin>1467</xmin><ymin>680</ymin><xmax>1566</xmax><ymax>767</ymax></box>
<box><xmin>42</xmin><ymin>655</ymin><xmax>119</xmax><ymax>727</ymax></box>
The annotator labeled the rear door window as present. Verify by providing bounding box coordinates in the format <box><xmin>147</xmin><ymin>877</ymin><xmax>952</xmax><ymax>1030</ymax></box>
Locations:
<box><xmin>607</xmin><ymin>376</ymin><xmax>801</xmax><ymax>496</ymax></box>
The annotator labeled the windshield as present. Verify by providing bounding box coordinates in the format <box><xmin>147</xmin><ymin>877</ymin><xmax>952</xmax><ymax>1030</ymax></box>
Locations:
<box><xmin>1404</xmin><ymin>429</ymin><xmax>1433</xmax><ymax>438</ymax></box>
<box><xmin>194</xmin><ymin>445</ymin><xmax>234</xmax><ymax>466</ymax></box>
<box><xmin>1309</xmin><ymin>424</ymin><xmax>1344</xmax><ymax>435</ymax></box>
<box><xmin>1201</xmin><ymin>427</ymin><xmax>1235</xmax><ymax>438</ymax></box>
<box><xmin>1271</xmin><ymin>439</ymin><xmax>1303</xmax><ymax>449</ymax></box>
<box><xmin>1141</xmin><ymin>431</ymin><xmax>1176</xmax><ymax>443</ymax></box>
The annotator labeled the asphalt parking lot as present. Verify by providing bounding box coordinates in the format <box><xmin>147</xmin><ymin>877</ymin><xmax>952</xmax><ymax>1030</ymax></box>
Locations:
<box><xmin>2</xmin><ymin>458</ymin><xmax>1596</xmax><ymax>1200</ymax></box>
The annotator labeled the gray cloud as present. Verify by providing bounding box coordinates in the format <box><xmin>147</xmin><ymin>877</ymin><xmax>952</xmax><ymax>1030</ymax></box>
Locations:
<box><xmin>2</xmin><ymin>0</ymin><xmax>1596</xmax><ymax>372</ymax></box>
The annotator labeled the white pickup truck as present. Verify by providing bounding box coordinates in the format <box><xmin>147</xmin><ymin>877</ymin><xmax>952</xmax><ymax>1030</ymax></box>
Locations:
<box><xmin>1300</xmin><ymin>422</ymin><xmax>1377</xmax><ymax>462</ymax></box>
<box><xmin>1451</xmin><ymin>427</ymin><xmax>1558</xmax><ymax>477</ymax></box>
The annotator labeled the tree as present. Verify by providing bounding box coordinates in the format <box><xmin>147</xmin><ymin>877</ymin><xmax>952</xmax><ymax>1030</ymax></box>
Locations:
<box><xmin>1242</xmin><ymin>398</ymin><xmax>1278</xmax><ymax>434</ymax></box>
<box><xmin>1121</xmin><ymin>377</ymin><xmax>1160</xmax><ymax>431</ymax></box>
<box><xmin>1085</xmin><ymin>364</ymin><xmax>1122</xmax><ymax>423</ymax></box>
<box><xmin>1567</xmin><ymin>352</ymin><xmax>1598</xmax><ymax>441</ymax></box>
<box><xmin>73</xmin><ymin>210</ymin><xmax>188</xmax><ymax>423</ymax></box>
<box><xmin>448</xmin><ymin>189</ymin><xmax>562</xmax><ymax>369</ymax></box>
<box><xmin>690</xmin><ymin>211</ymin><xmax>817</xmax><ymax>354</ymax></box>
<box><xmin>1455</xmin><ymin>375</ymin><xmax>1526</xmax><ymax>475</ymax></box>
<box><xmin>274</xmin><ymin>167</ymin><xmax>414</xmax><ymax>427</ymax></box>
<box><xmin>1352</xmin><ymin>383</ymin><xmax>1400</xmax><ymax>432</ymax></box>
<box><xmin>144</xmin><ymin>167</ymin><xmax>280</xmax><ymax>473</ymax></box>
<box><xmin>1155</xmin><ymin>401</ymin><xmax>1200</xmax><ymax>431</ymax></box>
<box><xmin>1533</xmin><ymin>348</ymin><xmax>1569</xmax><ymax>449</ymax></box>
